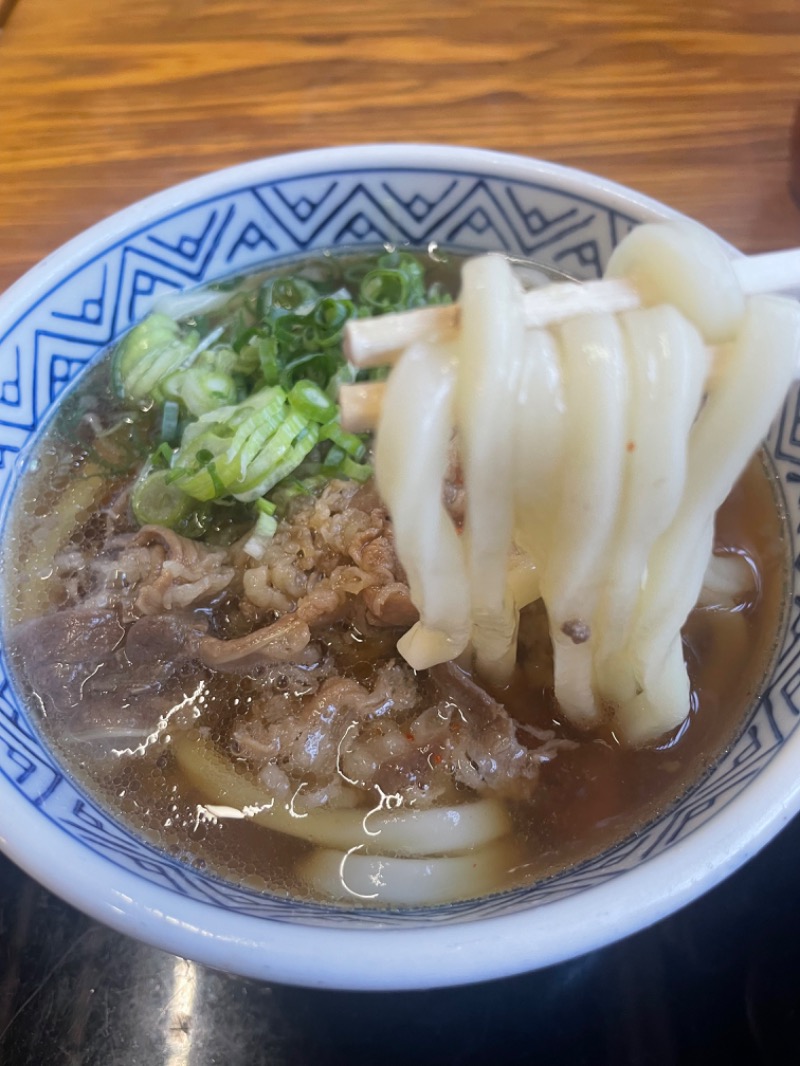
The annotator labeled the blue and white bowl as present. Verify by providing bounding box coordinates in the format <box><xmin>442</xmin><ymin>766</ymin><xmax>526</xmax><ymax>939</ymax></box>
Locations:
<box><xmin>0</xmin><ymin>144</ymin><xmax>798</xmax><ymax>990</ymax></box>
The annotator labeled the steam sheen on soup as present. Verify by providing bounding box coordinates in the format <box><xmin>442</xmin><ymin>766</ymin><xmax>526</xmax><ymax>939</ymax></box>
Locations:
<box><xmin>0</xmin><ymin>248</ymin><xmax>789</xmax><ymax>907</ymax></box>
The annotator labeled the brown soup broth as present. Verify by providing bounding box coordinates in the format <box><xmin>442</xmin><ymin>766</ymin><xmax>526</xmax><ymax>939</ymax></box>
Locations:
<box><xmin>502</xmin><ymin>455</ymin><xmax>788</xmax><ymax>884</ymax></box>
<box><xmin>0</xmin><ymin>253</ymin><xmax>790</xmax><ymax>906</ymax></box>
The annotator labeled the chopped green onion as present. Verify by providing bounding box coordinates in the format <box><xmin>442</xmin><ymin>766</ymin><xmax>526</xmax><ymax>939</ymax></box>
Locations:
<box><xmin>114</xmin><ymin>250</ymin><xmax>454</xmax><ymax>542</ymax></box>
<box><xmin>151</xmin><ymin>441</ymin><xmax>175</xmax><ymax>467</ymax></box>
<box><xmin>260</xmin><ymin>276</ymin><xmax>319</xmax><ymax>316</ymax></box>
<box><xmin>320</xmin><ymin>419</ymin><xmax>367</xmax><ymax>460</ymax></box>
<box><xmin>322</xmin><ymin>444</ymin><xmax>346</xmax><ymax>469</ymax></box>
<box><xmin>314</xmin><ymin>297</ymin><xmax>351</xmax><ymax>331</ymax></box>
<box><xmin>337</xmin><ymin>455</ymin><xmax>373</xmax><ymax>482</ymax></box>
<box><xmin>288</xmin><ymin>380</ymin><xmax>337</xmax><ymax>424</ymax></box>
<box><xmin>326</xmin><ymin>361</ymin><xmax>358</xmax><ymax>398</ymax></box>
<box><xmin>162</xmin><ymin>366</ymin><xmax>238</xmax><ymax>418</ymax></box>
<box><xmin>269</xmin><ymin>473</ymin><xmax>330</xmax><ymax>514</ymax></box>
<box><xmin>279</xmin><ymin>350</ymin><xmax>337</xmax><ymax>388</ymax></box>
<box><xmin>360</xmin><ymin>268</ymin><xmax>409</xmax><ymax>311</ymax></box>
<box><xmin>168</xmin><ymin>387</ymin><xmax>319</xmax><ymax>503</ymax></box>
<box><xmin>255</xmin><ymin>510</ymin><xmax>278</xmax><ymax>538</ymax></box>
<box><xmin>113</xmin><ymin>313</ymin><xmax>200</xmax><ymax>403</ymax></box>
<box><xmin>232</xmin><ymin>414</ymin><xmax>319</xmax><ymax>502</ymax></box>
<box><xmin>132</xmin><ymin>468</ymin><xmax>194</xmax><ymax>528</ymax></box>
<box><xmin>242</xmin><ymin>508</ymin><xmax>279</xmax><ymax>560</ymax></box>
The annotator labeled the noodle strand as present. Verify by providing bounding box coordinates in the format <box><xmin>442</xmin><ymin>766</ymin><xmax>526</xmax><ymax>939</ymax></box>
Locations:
<box><xmin>373</xmin><ymin>225</ymin><xmax>800</xmax><ymax>744</ymax></box>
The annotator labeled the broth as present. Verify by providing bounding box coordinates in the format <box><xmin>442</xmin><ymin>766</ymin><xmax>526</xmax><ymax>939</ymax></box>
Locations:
<box><xmin>0</xmin><ymin>250</ymin><xmax>790</xmax><ymax>907</ymax></box>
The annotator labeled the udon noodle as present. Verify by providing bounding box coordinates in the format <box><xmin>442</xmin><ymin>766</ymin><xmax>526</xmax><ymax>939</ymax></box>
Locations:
<box><xmin>374</xmin><ymin>224</ymin><xmax>800</xmax><ymax>744</ymax></box>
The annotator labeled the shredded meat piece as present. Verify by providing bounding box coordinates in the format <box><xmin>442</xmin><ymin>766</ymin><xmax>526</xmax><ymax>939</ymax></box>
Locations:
<box><xmin>128</xmin><ymin>526</ymin><xmax>234</xmax><ymax>615</ymax></box>
<box><xmin>7</xmin><ymin>608</ymin><xmax>205</xmax><ymax>741</ymax></box>
<box><xmin>54</xmin><ymin>522</ymin><xmax>235</xmax><ymax>623</ymax></box>
<box><xmin>200</xmin><ymin>616</ymin><xmax>313</xmax><ymax>671</ymax></box>
<box><xmin>242</xmin><ymin>479</ymin><xmax>416</xmax><ymax>628</ymax></box>
<box><xmin>211</xmin><ymin>480</ymin><xmax>416</xmax><ymax>668</ymax></box>
<box><xmin>429</xmin><ymin>662</ymin><xmax>571</xmax><ymax>799</ymax></box>
<box><xmin>361</xmin><ymin>582</ymin><xmax>418</xmax><ymax>627</ymax></box>
<box><xmin>234</xmin><ymin>658</ymin><xmax>571</xmax><ymax>809</ymax></box>
<box><xmin>27</xmin><ymin>468</ymin><xmax>574</xmax><ymax>808</ymax></box>
<box><xmin>296</xmin><ymin>585</ymin><xmax>346</xmax><ymax>627</ymax></box>
<box><xmin>234</xmin><ymin>662</ymin><xmax>425</xmax><ymax>805</ymax></box>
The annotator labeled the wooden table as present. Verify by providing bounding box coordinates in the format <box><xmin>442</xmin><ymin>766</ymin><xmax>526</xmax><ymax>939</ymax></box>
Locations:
<box><xmin>2</xmin><ymin>0</ymin><xmax>800</xmax><ymax>296</ymax></box>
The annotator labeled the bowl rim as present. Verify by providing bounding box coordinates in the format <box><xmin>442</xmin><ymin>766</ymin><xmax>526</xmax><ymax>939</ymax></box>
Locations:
<box><xmin>0</xmin><ymin>143</ymin><xmax>685</xmax><ymax>326</ymax></box>
<box><xmin>0</xmin><ymin>142</ymin><xmax>795</xmax><ymax>991</ymax></box>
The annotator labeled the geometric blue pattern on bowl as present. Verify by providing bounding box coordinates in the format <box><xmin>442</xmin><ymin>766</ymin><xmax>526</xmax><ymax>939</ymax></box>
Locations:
<box><xmin>0</xmin><ymin>158</ymin><xmax>796</xmax><ymax>930</ymax></box>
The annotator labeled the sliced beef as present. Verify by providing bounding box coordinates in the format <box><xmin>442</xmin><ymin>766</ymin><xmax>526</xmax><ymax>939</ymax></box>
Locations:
<box><xmin>361</xmin><ymin>582</ymin><xmax>418</xmax><ymax>627</ymax></box>
<box><xmin>10</xmin><ymin>608</ymin><xmax>125</xmax><ymax>702</ymax></box>
<box><xmin>233</xmin><ymin>662</ymin><xmax>428</xmax><ymax>806</ymax></box>
<box><xmin>233</xmin><ymin>658</ymin><xmax>571</xmax><ymax>809</ymax></box>
<box><xmin>7</xmin><ymin>608</ymin><xmax>207</xmax><ymax>742</ymax></box>
<box><xmin>429</xmin><ymin>663</ymin><xmax>570</xmax><ymax>799</ymax></box>
<box><xmin>127</xmin><ymin>526</ymin><xmax>234</xmax><ymax>615</ymax></box>
<box><xmin>22</xmin><ymin>470</ymin><xmax>570</xmax><ymax>809</ymax></box>
<box><xmin>124</xmin><ymin>613</ymin><xmax>207</xmax><ymax>665</ymax></box>
<box><xmin>204</xmin><ymin>479</ymin><xmax>416</xmax><ymax>669</ymax></box>
<box><xmin>200</xmin><ymin>615</ymin><xmax>313</xmax><ymax>671</ymax></box>
<box><xmin>53</xmin><ymin>523</ymin><xmax>234</xmax><ymax>622</ymax></box>
<box><xmin>242</xmin><ymin>479</ymin><xmax>416</xmax><ymax>629</ymax></box>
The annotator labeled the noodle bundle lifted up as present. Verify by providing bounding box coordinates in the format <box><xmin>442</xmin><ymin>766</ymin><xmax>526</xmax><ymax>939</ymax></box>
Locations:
<box><xmin>366</xmin><ymin>224</ymin><xmax>800</xmax><ymax>744</ymax></box>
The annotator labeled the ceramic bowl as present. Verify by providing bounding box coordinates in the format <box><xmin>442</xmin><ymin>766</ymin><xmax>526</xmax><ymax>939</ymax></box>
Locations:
<box><xmin>1</xmin><ymin>144</ymin><xmax>799</xmax><ymax>990</ymax></box>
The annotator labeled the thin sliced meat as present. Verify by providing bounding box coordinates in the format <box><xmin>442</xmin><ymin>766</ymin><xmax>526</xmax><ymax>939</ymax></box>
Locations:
<box><xmin>242</xmin><ymin>479</ymin><xmax>411</xmax><ymax>627</ymax></box>
<box><xmin>6</xmin><ymin>608</ymin><xmax>205</xmax><ymax>742</ymax></box>
<box><xmin>430</xmin><ymin>662</ymin><xmax>573</xmax><ymax>799</ymax></box>
<box><xmin>200</xmin><ymin>615</ymin><xmax>313</xmax><ymax>670</ymax></box>
<box><xmin>362</xmin><ymin>582</ymin><xmax>419</xmax><ymax>627</ymax></box>
<box><xmin>233</xmin><ymin>658</ymin><xmax>569</xmax><ymax>808</ymax></box>
<box><xmin>130</xmin><ymin>526</ymin><xmax>235</xmax><ymax>615</ymax></box>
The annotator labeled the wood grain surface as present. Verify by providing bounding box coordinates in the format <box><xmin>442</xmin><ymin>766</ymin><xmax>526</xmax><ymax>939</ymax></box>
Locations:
<box><xmin>2</xmin><ymin>0</ymin><xmax>800</xmax><ymax>292</ymax></box>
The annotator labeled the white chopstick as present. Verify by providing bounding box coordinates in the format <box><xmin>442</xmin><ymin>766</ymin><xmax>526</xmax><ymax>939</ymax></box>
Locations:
<box><xmin>343</xmin><ymin>247</ymin><xmax>800</xmax><ymax>369</ymax></box>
